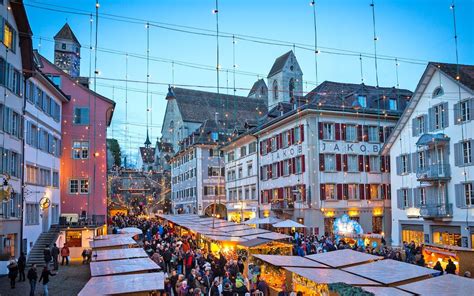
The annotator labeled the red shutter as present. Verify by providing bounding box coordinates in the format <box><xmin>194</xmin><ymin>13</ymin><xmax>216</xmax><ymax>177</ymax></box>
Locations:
<box><xmin>341</xmin><ymin>124</ymin><xmax>347</xmax><ymax>140</ymax></box>
<box><xmin>280</xmin><ymin>161</ymin><xmax>284</xmax><ymax>176</ymax></box>
<box><xmin>260</xmin><ymin>191</ymin><xmax>264</xmax><ymax>203</ymax></box>
<box><xmin>268</xmin><ymin>190</ymin><xmax>273</xmax><ymax>203</ymax></box>
<box><xmin>342</xmin><ymin>154</ymin><xmax>348</xmax><ymax>172</ymax></box>
<box><xmin>357</xmin><ymin>125</ymin><xmax>363</xmax><ymax>141</ymax></box>
<box><xmin>268</xmin><ymin>164</ymin><xmax>273</xmax><ymax>179</ymax></box>
<box><xmin>336</xmin><ymin>154</ymin><xmax>342</xmax><ymax>171</ymax></box>
<box><xmin>288</xmin><ymin>158</ymin><xmax>293</xmax><ymax>174</ymax></box>
<box><xmin>358</xmin><ymin>155</ymin><xmax>364</xmax><ymax>172</ymax></box>
<box><xmin>275</xmin><ymin>135</ymin><xmax>280</xmax><ymax>150</ymax></box>
<box><xmin>300</xmin><ymin>125</ymin><xmax>304</xmax><ymax>143</ymax></box>
<box><xmin>260</xmin><ymin>167</ymin><xmax>264</xmax><ymax>180</ymax></box>
<box><xmin>291</xmin><ymin>128</ymin><xmax>295</xmax><ymax>145</ymax></box>
<box><xmin>320</xmin><ymin>184</ymin><xmax>326</xmax><ymax>200</ymax></box>
<box><xmin>301</xmin><ymin>156</ymin><xmax>305</xmax><ymax>173</ymax></box>
<box><xmin>343</xmin><ymin>184</ymin><xmax>349</xmax><ymax>200</ymax></box>
<box><xmin>359</xmin><ymin>184</ymin><xmax>365</xmax><ymax>200</ymax></box>
<box><xmin>266</xmin><ymin>139</ymin><xmax>271</xmax><ymax>153</ymax></box>
<box><xmin>382</xmin><ymin>184</ymin><xmax>388</xmax><ymax>200</ymax></box>
<box><xmin>319</xmin><ymin>154</ymin><xmax>325</xmax><ymax>171</ymax></box>
<box><xmin>276</xmin><ymin>162</ymin><xmax>281</xmax><ymax>177</ymax></box>
<box><xmin>335</xmin><ymin>123</ymin><xmax>341</xmax><ymax>140</ymax></box>
<box><xmin>337</xmin><ymin>184</ymin><xmax>343</xmax><ymax>200</ymax></box>
<box><xmin>380</xmin><ymin>156</ymin><xmax>386</xmax><ymax>172</ymax></box>
<box><xmin>365</xmin><ymin>155</ymin><xmax>370</xmax><ymax>172</ymax></box>
<box><xmin>318</xmin><ymin>122</ymin><xmax>323</xmax><ymax>139</ymax></box>
<box><xmin>260</xmin><ymin>142</ymin><xmax>263</xmax><ymax>154</ymax></box>
<box><xmin>387</xmin><ymin>184</ymin><xmax>391</xmax><ymax>199</ymax></box>
<box><xmin>363</xmin><ymin>126</ymin><xmax>369</xmax><ymax>142</ymax></box>
<box><xmin>278</xmin><ymin>188</ymin><xmax>284</xmax><ymax>200</ymax></box>
<box><xmin>366</xmin><ymin>184</ymin><xmax>371</xmax><ymax>200</ymax></box>
<box><xmin>379</xmin><ymin>126</ymin><xmax>384</xmax><ymax>143</ymax></box>
<box><xmin>386</xmin><ymin>155</ymin><xmax>391</xmax><ymax>172</ymax></box>
<box><xmin>292</xmin><ymin>157</ymin><xmax>296</xmax><ymax>174</ymax></box>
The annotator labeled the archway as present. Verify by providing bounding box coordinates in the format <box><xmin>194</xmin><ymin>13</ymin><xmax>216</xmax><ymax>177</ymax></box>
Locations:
<box><xmin>204</xmin><ymin>203</ymin><xmax>227</xmax><ymax>219</ymax></box>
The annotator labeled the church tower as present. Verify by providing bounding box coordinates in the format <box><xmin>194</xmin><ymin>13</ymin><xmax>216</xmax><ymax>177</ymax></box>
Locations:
<box><xmin>54</xmin><ymin>23</ymin><xmax>81</xmax><ymax>77</ymax></box>
<box><xmin>267</xmin><ymin>51</ymin><xmax>303</xmax><ymax>108</ymax></box>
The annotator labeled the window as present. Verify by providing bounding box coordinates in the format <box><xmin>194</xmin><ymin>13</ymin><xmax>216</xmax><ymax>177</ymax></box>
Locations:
<box><xmin>389</xmin><ymin>98</ymin><xmax>398</xmax><ymax>110</ymax></box>
<box><xmin>289</xmin><ymin>78</ymin><xmax>295</xmax><ymax>98</ymax></box>
<box><xmin>10</xmin><ymin>152</ymin><xmax>19</xmax><ymax>177</ymax></box>
<box><xmin>463</xmin><ymin>141</ymin><xmax>472</xmax><ymax>164</ymax></box>
<box><xmin>46</xmin><ymin>75</ymin><xmax>61</xmax><ymax>88</ymax></box>
<box><xmin>416</xmin><ymin>116</ymin><xmax>426</xmax><ymax>134</ymax></box>
<box><xmin>403</xmin><ymin>189</ymin><xmax>409</xmax><ymax>208</ymax></box>
<box><xmin>271</xmin><ymin>163</ymin><xmax>278</xmax><ymax>179</ymax></box>
<box><xmin>370</xmin><ymin>156</ymin><xmax>380</xmax><ymax>172</ymax></box>
<box><xmin>295</xmin><ymin>156</ymin><xmax>304</xmax><ymax>174</ymax></box>
<box><xmin>73</xmin><ymin>107</ymin><xmax>90</xmax><ymax>125</ymax></box>
<box><xmin>348</xmin><ymin>155</ymin><xmax>358</xmax><ymax>172</ymax></box>
<box><xmin>247</xmin><ymin>163</ymin><xmax>253</xmax><ymax>176</ymax></box>
<box><xmin>65</xmin><ymin>231</ymin><xmax>82</xmax><ymax>247</ymax></box>
<box><xmin>70</xmin><ymin>179</ymin><xmax>89</xmax><ymax>194</ymax></box>
<box><xmin>418</xmin><ymin>151</ymin><xmax>425</xmax><ymax>170</ymax></box>
<box><xmin>282</xmin><ymin>131</ymin><xmax>289</xmax><ymax>148</ymax></box>
<box><xmin>324</xmin><ymin>154</ymin><xmax>336</xmax><ymax>171</ymax></box>
<box><xmin>208</xmin><ymin>167</ymin><xmax>223</xmax><ymax>177</ymax></box>
<box><xmin>283</xmin><ymin>159</ymin><xmax>290</xmax><ymax>176</ymax></box>
<box><xmin>358</xmin><ymin>95</ymin><xmax>367</xmax><ymax>108</ymax></box>
<box><xmin>61</xmin><ymin>43</ymin><xmax>67</xmax><ymax>50</ymax></box>
<box><xmin>26</xmin><ymin>165</ymin><xmax>38</xmax><ymax>184</ymax></box>
<box><xmin>273</xmin><ymin>80</ymin><xmax>278</xmax><ymax>101</ymax></box>
<box><xmin>401</xmin><ymin>154</ymin><xmax>409</xmax><ymax>174</ymax></box>
<box><xmin>227</xmin><ymin>151</ymin><xmax>235</xmax><ymax>162</ymax></box>
<box><xmin>420</xmin><ymin>187</ymin><xmax>426</xmax><ymax>205</ymax></box>
<box><xmin>209</xmin><ymin>149</ymin><xmax>222</xmax><ymax>157</ymax></box>
<box><xmin>325</xmin><ymin>184</ymin><xmax>336</xmax><ymax>200</ymax></box>
<box><xmin>370</xmin><ymin>184</ymin><xmax>379</xmax><ymax>200</ymax></box>
<box><xmin>248</xmin><ymin>142</ymin><xmax>256</xmax><ymax>154</ymax></box>
<box><xmin>3</xmin><ymin>21</ymin><xmax>16</xmax><ymax>52</ymax></box>
<box><xmin>53</xmin><ymin>171</ymin><xmax>59</xmax><ymax>188</ymax></box>
<box><xmin>348</xmin><ymin>184</ymin><xmax>359</xmax><ymax>200</ymax></box>
<box><xmin>460</xmin><ymin>100</ymin><xmax>471</xmax><ymax>122</ymax></box>
<box><xmin>238</xmin><ymin>166</ymin><xmax>243</xmax><ymax>179</ymax></box>
<box><xmin>270</xmin><ymin>137</ymin><xmax>277</xmax><ymax>152</ymax></box>
<box><xmin>368</xmin><ymin>126</ymin><xmax>379</xmax><ymax>142</ymax></box>
<box><xmin>240</xmin><ymin>146</ymin><xmax>247</xmax><ymax>157</ymax></box>
<box><xmin>323</xmin><ymin>123</ymin><xmax>334</xmax><ymax>140</ymax></box>
<box><xmin>25</xmin><ymin>204</ymin><xmax>39</xmax><ymax>225</ymax></box>
<box><xmin>432</xmin><ymin>86</ymin><xmax>444</xmax><ymax>98</ymax></box>
<box><xmin>346</xmin><ymin>125</ymin><xmax>357</xmax><ymax>142</ymax></box>
<box><xmin>251</xmin><ymin>186</ymin><xmax>256</xmax><ymax>199</ymax></box>
<box><xmin>433</xmin><ymin>104</ymin><xmax>446</xmax><ymax>130</ymax></box>
<box><xmin>465</xmin><ymin>183</ymin><xmax>474</xmax><ymax>206</ymax></box>
<box><xmin>294</xmin><ymin>126</ymin><xmax>301</xmax><ymax>143</ymax></box>
<box><xmin>72</xmin><ymin>141</ymin><xmax>89</xmax><ymax>159</ymax></box>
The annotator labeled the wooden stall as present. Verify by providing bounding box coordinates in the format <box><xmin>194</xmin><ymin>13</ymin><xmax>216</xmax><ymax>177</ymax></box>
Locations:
<box><xmin>90</xmin><ymin>235</ymin><xmax>138</xmax><ymax>250</ymax></box>
<box><xmin>305</xmin><ymin>249</ymin><xmax>383</xmax><ymax>268</ymax></box>
<box><xmin>90</xmin><ymin>257</ymin><xmax>160</xmax><ymax>277</ymax></box>
<box><xmin>422</xmin><ymin>243</ymin><xmax>474</xmax><ymax>275</ymax></box>
<box><xmin>78</xmin><ymin>272</ymin><xmax>164</xmax><ymax>296</ymax></box>
<box><xmin>398</xmin><ymin>274</ymin><xmax>474</xmax><ymax>296</ymax></box>
<box><xmin>91</xmin><ymin>248</ymin><xmax>148</xmax><ymax>262</ymax></box>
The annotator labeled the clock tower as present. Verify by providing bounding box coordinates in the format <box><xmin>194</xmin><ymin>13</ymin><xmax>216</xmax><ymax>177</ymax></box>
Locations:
<box><xmin>54</xmin><ymin>23</ymin><xmax>81</xmax><ymax>78</ymax></box>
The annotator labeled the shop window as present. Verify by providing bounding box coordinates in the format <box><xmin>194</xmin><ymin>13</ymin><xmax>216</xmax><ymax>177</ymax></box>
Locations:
<box><xmin>66</xmin><ymin>231</ymin><xmax>82</xmax><ymax>247</ymax></box>
<box><xmin>372</xmin><ymin>216</ymin><xmax>383</xmax><ymax>234</ymax></box>
<box><xmin>324</xmin><ymin>218</ymin><xmax>335</xmax><ymax>236</ymax></box>
<box><xmin>433</xmin><ymin>231</ymin><xmax>461</xmax><ymax>247</ymax></box>
<box><xmin>402</xmin><ymin>229</ymin><xmax>424</xmax><ymax>245</ymax></box>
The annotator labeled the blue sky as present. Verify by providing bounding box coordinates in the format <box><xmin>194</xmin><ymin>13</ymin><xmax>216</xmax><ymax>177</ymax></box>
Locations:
<box><xmin>24</xmin><ymin>0</ymin><xmax>474</xmax><ymax>164</ymax></box>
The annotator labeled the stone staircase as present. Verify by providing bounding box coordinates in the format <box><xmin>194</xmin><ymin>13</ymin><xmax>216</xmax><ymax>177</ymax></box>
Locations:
<box><xmin>27</xmin><ymin>225</ymin><xmax>60</xmax><ymax>266</ymax></box>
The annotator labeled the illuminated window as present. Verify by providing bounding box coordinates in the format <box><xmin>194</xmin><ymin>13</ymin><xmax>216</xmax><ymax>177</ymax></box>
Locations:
<box><xmin>358</xmin><ymin>95</ymin><xmax>367</xmax><ymax>108</ymax></box>
<box><xmin>370</xmin><ymin>184</ymin><xmax>379</xmax><ymax>200</ymax></box>
<box><xmin>69</xmin><ymin>179</ymin><xmax>89</xmax><ymax>194</ymax></box>
<box><xmin>3</xmin><ymin>22</ymin><xmax>15</xmax><ymax>52</ymax></box>
<box><xmin>72</xmin><ymin>141</ymin><xmax>89</xmax><ymax>159</ymax></box>
<box><xmin>348</xmin><ymin>184</ymin><xmax>359</xmax><ymax>200</ymax></box>
<box><xmin>325</xmin><ymin>184</ymin><xmax>336</xmax><ymax>200</ymax></box>
<box><xmin>66</xmin><ymin>231</ymin><xmax>82</xmax><ymax>247</ymax></box>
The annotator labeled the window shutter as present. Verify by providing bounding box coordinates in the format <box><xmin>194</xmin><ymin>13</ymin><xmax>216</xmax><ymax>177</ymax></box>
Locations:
<box><xmin>342</xmin><ymin>155</ymin><xmax>348</xmax><ymax>172</ymax></box>
<box><xmin>379</xmin><ymin>126</ymin><xmax>384</xmax><ymax>143</ymax></box>
<box><xmin>414</xmin><ymin>188</ymin><xmax>421</xmax><ymax>208</ymax></box>
<box><xmin>470</xmin><ymin>140</ymin><xmax>474</xmax><ymax>165</ymax></box>
<box><xmin>292</xmin><ymin>157</ymin><xmax>296</xmax><ymax>174</ymax></box>
<box><xmin>412</xmin><ymin>152</ymin><xmax>418</xmax><ymax>174</ymax></box>
<box><xmin>454</xmin><ymin>143</ymin><xmax>461</xmax><ymax>166</ymax></box>
<box><xmin>428</xmin><ymin>107</ymin><xmax>435</xmax><ymax>131</ymax></box>
<box><xmin>380</xmin><ymin>156</ymin><xmax>386</xmax><ymax>172</ymax></box>
<box><xmin>365</xmin><ymin>155</ymin><xmax>370</xmax><ymax>172</ymax></box>
<box><xmin>301</xmin><ymin>156</ymin><xmax>305</xmax><ymax>173</ymax></box>
<box><xmin>358</xmin><ymin>155</ymin><xmax>364</xmax><ymax>172</ymax></box>
<box><xmin>406</xmin><ymin>154</ymin><xmax>412</xmax><ymax>173</ymax></box>
<box><xmin>454</xmin><ymin>102</ymin><xmax>461</xmax><ymax>125</ymax></box>
<box><xmin>412</xmin><ymin>117</ymin><xmax>419</xmax><ymax>136</ymax></box>
<box><xmin>318</xmin><ymin>122</ymin><xmax>323</xmax><ymax>139</ymax></box>
<box><xmin>259</xmin><ymin>142</ymin><xmax>263</xmax><ymax>155</ymax></box>
<box><xmin>470</xmin><ymin>98</ymin><xmax>474</xmax><ymax>121</ymax></box>
<box><xmin>276</xmin><ymin>162</ymin><xmax>281</xmax><ymax>177</ymax></box>
<box><xmin>357</xmin><ymin>125</ymin><xmax>363</xmax><ymax>141</ymax></box>
<box><xmin>386</xmin><ymin>155</ymin><xmax>391</xmax><ymax>172</ymax></box>
<box><xmin>455</xmin><ymin>184</ymin><xmax>465</xmax><ymax>208</ymax></box>
<box><xmin>319</xmin><ymin>154</ymin><xmax>325</xmax><ymax>171</ymax></box>
<box><xmin>363</xmin><ymin>126</ymin><xmax>369</xmax><ymax>142</ymax></box>
<box><xmin>396</xmin><ymin>156</ymin><xmax>402</xmax><ymax>175</ymax></box>
<box><xmin>343</xmin><ymin>184</ymin><xmax>349</xmax><ymax>200</ymax></box>
<box><xmin>26</xmin><ymin>121</ymin><xmax>31</xmax><ymax>145</ymax></box>
<box><xmin>337</xmin><ymin>184</ymin><xmax>343</xmax><ymax>200</ymax></box>
<box><xmin>365</xmin><ymin>184</ymin><xmax>371</xmax><ymax>200</ymax></box>
<box><xmin>320</xmin><ymin>184</ymin><xmax>326</xmax><ymax>200</ymax></box>
<box><xmin>335</xmin><ymin>123</ymin><xmax>341</xmax><ymax>140</ymax></box>
<box><xmin>290</xmin><ymin>128</ymin><xmax>295</xmax><ymax>145</ymax></box>
<box><xmin>278</xmin><ymin>188</ymin><xmax>284</xmax><ymax>200</ymax></box>
<box><xmin>442</xmin><ymin>102</ymin><xmax>449</xmax><ymax>128</ymax></box>
<box><xmin>397</xmin><ymin>189</ymin><xmax>403</xmax><ymax>209</ymax></box>
<box><xmin>300</xmin><ymin>125</ymin><xmax>304</xmax><ymax>142</ymax></box>
<box><xmin>359</xmin><ymin>184</ymin><xmax>365</xmax><ymax>200</ymax></box>
<box><xmin>341</xmin><ymin>124</ymin><xmax>346</xmax><ymax>140</ymax></box>
<box><xmin>336</xmin><ymin>154</ymin><xmax>342</xmax><ymax>171</ymax></box>
<box><xmin>408</xmin><ymin>189</ymin><xmax>413</xmax><ymax>207</ymax></box>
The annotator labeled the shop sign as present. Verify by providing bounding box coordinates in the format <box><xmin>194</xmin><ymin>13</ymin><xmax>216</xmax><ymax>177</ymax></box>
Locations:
<box><xmin>321</xmin><ymin>141</ymin><xmax>381</xmax><ymax>154</ymax></box>
<box><xmin>39</xmin><ymin>197</ymin><xmax>51</xmax><ymax>210</ymax></box>
<box><xmin>263</xmin><ymin>145</ymin><xmax>303</xmax><ymax>163</ymax></box>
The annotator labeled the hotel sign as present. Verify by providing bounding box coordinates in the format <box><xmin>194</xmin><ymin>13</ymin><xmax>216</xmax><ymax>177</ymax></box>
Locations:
<box><xmin>320</xmin><ymin>141</ymin><xmax>381</xmax><ymax>154</ymax></box>
<box><xmin>262</xmin><ymin>145</ymin><xmax>303</xmax><ymax>163</ymax></box>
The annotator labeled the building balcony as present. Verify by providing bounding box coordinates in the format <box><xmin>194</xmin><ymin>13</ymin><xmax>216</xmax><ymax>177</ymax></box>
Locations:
<box><xmin>271</xmin><ymin>199</ymin><xmax>295</xmax><ymax>211</ymax></box>
<box><xmin>419</xmin><ymin>203</ymin><xmax>453</xmax><ymax>220</ymax></box>
<box><xmin>416</xmin><ymin>164</ymin><xmax>451</xmax><ymax>181</ymax></box>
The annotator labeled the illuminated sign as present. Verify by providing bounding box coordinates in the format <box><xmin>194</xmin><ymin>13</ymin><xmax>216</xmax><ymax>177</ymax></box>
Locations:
<box><xmin>321</xmin><ymin>141</ymin><xmax>381</xmax><ymax>154</ymax></box>
<box><xmin>39</xmin><ymin>197</ymin><xmax>51</xmax><ymax>210</ymax></box>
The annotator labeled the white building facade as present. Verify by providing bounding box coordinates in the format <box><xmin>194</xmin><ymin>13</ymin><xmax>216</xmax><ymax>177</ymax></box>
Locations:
<box><xmin>221</xmin><ymin>133</ymin><xmax>259</xmax><ymax>222</ymax></box>
<box><xmin>383</xmin><ymin>62</ymin><xmax>474</xmax><ymax>248</ymax></box>
<box><xmin>22</xmin><ymin>72</ymin><xmax>67</xmax><ymax>255</ymax></box>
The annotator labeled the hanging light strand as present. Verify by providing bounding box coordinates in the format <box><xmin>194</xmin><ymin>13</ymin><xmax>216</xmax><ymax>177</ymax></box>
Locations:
<box><xmin>370</xmin><ymin>0</ymin><xmax>379</xmax><ymax>87</ymax></box>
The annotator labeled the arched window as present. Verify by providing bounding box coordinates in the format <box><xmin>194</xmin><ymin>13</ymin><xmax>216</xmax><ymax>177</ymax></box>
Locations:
<box><xmin>432</xmin><ymin>86</ymin><xmax>444</xmax><ymax>98</ymax></box>
<box><xmin>273</xmin><ymin>80</ymin><xmax>279</xmax><ymax>101</ymax></box>
<box><xmin>289</xmin><ymin>78</ymin><xmax>295</xmax><ymax>98</ymax></box>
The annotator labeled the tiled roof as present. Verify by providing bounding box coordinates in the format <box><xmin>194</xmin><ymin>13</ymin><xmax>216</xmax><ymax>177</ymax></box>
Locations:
<box><xmin>268</xmin><ymin>51</ymin><xmax>293</xmax><ymax>77</ymax></box>
<box><xmin>172</xmin><ymin>87</ymin><xmax>267</xmax><ymax>124</ymax></box>
<box><xmin>431</xmin><ymin>62</ymin><xmax>474</xmax><ymax>91</ymax></box>
<box><xmin>139</xmin><ymin>147</ymin><xmax>155</xmax><ymax>164</ymax></box>
<box><xmin>248</xmin><ymin>79</ymin><xmax>267</xmax><ymax>98</ymax></box>
<box><xmin>54</xmin><ymin>23</ymin><xmax>81</xmax><ymax>45</ymax></box>
<box><xmin>157</xmin><ymin>141</ymin><xmax>174</xmax><ymax>153</ymax></box>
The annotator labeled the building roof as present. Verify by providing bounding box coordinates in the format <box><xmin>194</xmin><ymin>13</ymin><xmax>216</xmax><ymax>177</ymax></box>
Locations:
<box><xmin>171</xmin><ymin>87</ymin><xmax>267</xmax><ymax>124</ymax></box>
<box><xmin>248</xmin><ymin>79</ymin><xmax>267</xmax><ymax>98</ymax></box>
<box><xmin>10</xmin><ymin>0</ymin><xmax>34</xmax><ymax>77</ymax></box>
<box><xmin>268</xmin><ymin>51</ymin><xmax>293</xmax><ymax>77</ymax></box>
<box><xmin>433</xmin><ymin>62</ymin><xmax>474</xmax><ymax>91</ymax></box>
<box><xmin>54</xmin><ymin>23</ymin><xmax>81</xmax><ymax>46</ymax></box>
<box><xmin>139</xmin><ymin>147</ymin><xmax>155</xmax><ymax>164</ymax></box>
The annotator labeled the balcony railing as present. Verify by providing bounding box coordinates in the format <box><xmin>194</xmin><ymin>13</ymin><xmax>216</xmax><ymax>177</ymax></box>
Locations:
<box><xmin>416</xmin><ymin>164</ymin><xmax>450</xmax><ymax>181</ymax></box>
<box><xmin>271</xmin><ymin>200</ymin><xmax>295</xmax><ymax>210</ymax></box>
<box><xmin>420</xmin><ymin>203</ymin><xmax>453</xmax><ymax>219</ymax></box>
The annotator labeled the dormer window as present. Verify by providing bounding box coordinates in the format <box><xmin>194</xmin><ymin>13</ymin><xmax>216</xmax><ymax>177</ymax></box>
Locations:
<box><xmin>432</xmin><ymin>86</ymin><xmax>444</xmax><ymax>98</ymax></box>
<box><xmin>62</xmin><ymin>43</ymin><xmax>66</xmax><ymax>50</ymax></box>
<box><xmin>358</xmin><ymin>95</ymin><xmax>367</xmax><ymax>108</ymax></box>
<box><xmin>273</xmin><ymin>80</ymin><xmax>279</xmax><ymax>101</ymax></box>
<box><xmin>389</xmin><ymin>98</ymin><xmax>398</xmax><ymax>110</ymax></box>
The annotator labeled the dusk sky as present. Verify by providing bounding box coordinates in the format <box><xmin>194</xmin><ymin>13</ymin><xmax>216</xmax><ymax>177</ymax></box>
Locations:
<box><xmin>24</xmin><ymin>0</ymin><xmax>474</xmax><ymax>164</ymax></box>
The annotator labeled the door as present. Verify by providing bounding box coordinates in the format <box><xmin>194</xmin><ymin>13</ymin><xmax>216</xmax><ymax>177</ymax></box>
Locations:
<box><xmin>436</xmin><ymin>147</ymin><xmax>445</xmax><ymax>176</ymax></box>
<box><xmin>42</xmin><ymin>207</ymin><xmax>49</xmax><ymax>232</ymax></box>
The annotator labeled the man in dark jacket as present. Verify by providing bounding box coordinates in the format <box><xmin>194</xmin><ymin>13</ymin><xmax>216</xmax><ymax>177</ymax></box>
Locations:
<box><xmin>256</xmin><ymin>275</ymin><xmax>270</xmax><ymax>296</ymax></box>
<box><xmin>51</xmin><ymin>243</ymin><xmax>60</xmax><ymax>270</ymax></box>
<box><xmin>445</xmin><ymin>259</ymin><xmax>457</xmax><ymax>274</ymax></box>
<box><xmin>7</xmin><ymin>257</ymin><xmax>18</xmax><ymax>289</ymax></box>
<box><xmin>27</xmin><ymin>264</ymin><xmax>38</xmax><ymax>296</ymax></box>
<box><xmin>18</xmin><ymin>252</ymin><xmax>26</xmax><ymax>281</ymax></box>
<box><xmin>43</xmin><ymin>245</ymin><xmax>52</xmax><ymax>267</ymax></box>
<box><xmin>39</xmin><ymin>265</ymin><xmax>56</xmax><ymax>296</ymax></box>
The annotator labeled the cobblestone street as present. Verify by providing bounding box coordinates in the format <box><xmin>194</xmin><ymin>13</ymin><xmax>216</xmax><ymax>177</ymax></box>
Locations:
<box><xmin>0</xmin><ymin>261</ymin><xmax>90</xmax><ymax>296</ymax></box>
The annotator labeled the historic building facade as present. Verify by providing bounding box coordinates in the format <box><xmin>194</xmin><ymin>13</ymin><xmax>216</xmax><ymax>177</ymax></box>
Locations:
<box><xmin>383</xmin><ymin>62</ymin><xmax>474</xmax><ymax>248</ymax></box>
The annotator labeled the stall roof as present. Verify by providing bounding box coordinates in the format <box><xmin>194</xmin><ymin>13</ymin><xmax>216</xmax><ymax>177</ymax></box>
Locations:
<box><xmin>214</xmin><ymin>224</ymin><xmax>253</xmax><ymax>232</ymax></box>
<box><xmin>244</xmin><ymin>232</ymin><xmax>292</xmax><ymax>241</ymax></box>
<box><xmin>424</xmin><ymin>243</ymin><xmax>474</xmax><ymax>252</ymax></box>
<box><xmin>90</xmin><ymin>236</ymin><xmax>138</xmax><ymax>249</ymax></box>
<box><xmin>93</xmin><ymin>233</ymin><xmax>136</xmax><ymax>240</ymax></box>
<box><xmin>253</xmin><ymin>255</ymin><xmax>329</xmax><ymax>268</ymax></box>
<box><xmin>230</xmin><ymin>228</ymin><xmax>270</xmax><ymax>237</ymax></box>
<box><xmin>90</xmin><ymin>257</ymin><xmax>160</xmax><ymax>277</ymax></box>
<box><xmin>285</xmin><ymin>267</ymin><xmax>380</xmax><ymax>286</ymax></box>
<box><xmin>343</xmin><ymin>259</ymin><xmax>439</xmax><ymax>285</ymax></box>
<box><xmin>238</xmin><ymin>238</ymin><xmax>272</xmax><ymax>248</ymax></box>
<box><xmin>78</xmin><ymin>272</ymin><xmax>165</xmax><ymax>296</ymax></box>
<box><xmin>204</xmin><ymin>235</ymin><xmax>248</xmax><ymax>242</ymax></box>
<box><xmin>118</xmin><ymin>227</ymin><xmax>142</xmax><ymax>235</ymax></box>
<box><xmin>92</xmin><ymin>248</ymin><xmax>148</xmax><ymax>262</ymax></box>
<box><xmin>360</xmin><ymin>286</ymin><xmax>413</xmax><ymax>296</ymax></box>
<box><xmin>305</xmin><ymin>249</ymin><xmax>383</xmax><ymax>268</ymax></box>
<box><xmin>398</xmin><ymin>274</ymin><xmax>474</xmax><ymax>296</ymax></box>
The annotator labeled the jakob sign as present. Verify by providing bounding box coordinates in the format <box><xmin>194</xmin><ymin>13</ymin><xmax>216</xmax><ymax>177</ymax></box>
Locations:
<box><xmin>321</xmin><ymin>141</ymin><xmax>381</xmax><ymax>154</ymax></box>
<box><xmin>263</xmin><ymin>145</ymin><xmax>303</xmax><ymax>163</ymax></box>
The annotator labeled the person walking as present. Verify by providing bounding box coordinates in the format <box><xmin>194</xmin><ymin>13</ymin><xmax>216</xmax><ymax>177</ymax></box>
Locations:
<box><xmin>18</xmin><ymin>252</ymin><xmax>26</xmax><ymax>281</ymax></box>
<box><xmin>43</xmin><ymin>245</ymin><xmax>52</xmax><ymax>267</ymax></box>
<box><xmin>51</xmin><ymin>243</ymin><xmax>60</xmax><ymax>270</ymax></box>
<box><xmin>27</xmin><ymin>264</ymin><xmax>38</xmax><ymax>296</ymax></box>
<box><xmin>39</xmin><ymin>265</ymin><xmax>56</xmax><ymax>296</ymax></box>
<box><xmin>7</xmin><ymin>257</ymin><xmax>18</xmax><ymax>289</ymax></box>
<box><xmin>61</xmin><ymin>243</ymin><xmax>70</xmax><ymax>265</ymax></box>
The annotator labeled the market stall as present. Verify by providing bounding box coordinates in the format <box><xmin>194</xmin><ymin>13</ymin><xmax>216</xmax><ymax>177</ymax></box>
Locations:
<box><xmin>422</xmin><ymin>243</ymin><xmax>474</xmax><ymax>275</ymax></box>
<box><xmin>78</xmin><ymin>272</ymin><xmax>165</xmax><ymax>296</ymax></box>
<box><xmin>90</xmin><ymin>236</ymin><xmax>138</xmax><ymax>250</ymax></box>
<box><xmin>360</xmin><ymin>286</ymin><xmax>413</xmax><ymax>296</ymax></box>
<box><xmin>91</xmin><ymin>248</ymin><xmax>148</xmax><ymax>262</ymax></box>
<box><xmin>305</xmin><ymin>249</ymin><xmax>383</xmax><ymax>268</ymax></box>
<box><xmin>90</xmin><ymin>257</ymin><xmax>161</xmax><ymax>277</ymax></box>
<box><xmin>398</xmin><ymin>274</ymin><xmax>474</xmax><ymax>296</ymax></box>
<box><xmin>342</xmin><ymin>259</ymin><xmax>440</xmax><ymax>286</ymax></box>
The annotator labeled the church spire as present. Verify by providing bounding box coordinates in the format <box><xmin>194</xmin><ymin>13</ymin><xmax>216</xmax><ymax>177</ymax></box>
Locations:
<box><xmin>144</xmin><ymin>130</ymin><xmax>151</xmax><ymax>147</ymax></box>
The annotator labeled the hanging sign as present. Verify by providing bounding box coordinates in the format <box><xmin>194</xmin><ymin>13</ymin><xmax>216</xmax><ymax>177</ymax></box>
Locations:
<box><xmin>39</xmin><ymin>197</ymin><xmax>51</xmax><ymax>210</ymax></box>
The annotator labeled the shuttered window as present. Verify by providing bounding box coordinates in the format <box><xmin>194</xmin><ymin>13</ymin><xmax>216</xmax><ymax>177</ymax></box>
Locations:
<box><xmin>455</xmin><ymin>182</ymin><xmax>474</xmax><ymax>208</ymax></box>
<box><xmin>454</xmin><ymin>98</ymin><xmax>474</xmax><ymax>124</ymax></box>
<box><xmin>397</xmin><ymin>188</ymin><xmax>412</xmax><ymax>209</ymax></box>
<box><xmin>454</xmin><ymin>140</ymin><xmax>474</xmax><ymax>166</ymax></box>
<box><xmin>428</xmin><ymin>103</ymin><xmax>449</xmax><ymax>131</ymax></box>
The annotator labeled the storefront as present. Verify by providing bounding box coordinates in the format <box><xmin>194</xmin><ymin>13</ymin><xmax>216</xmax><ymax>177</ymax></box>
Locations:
<box><xmin>55</xmin><ymin>225</ymin><xmax>107</xmax><ymax>259</ymax></box>
<box><xmin>422</xmin><ymin>243</ymin><xmax>474</xmax><ymax>275</ymax></box>
<box><xmin>431</xmin><ymin>226</ymin><xmax>461</xmax><ymax>247</ymax></box>
<box><xmin>401</xmin><ymin>224</ymin><xmax>424</xmax><ymax>245</ymax></box>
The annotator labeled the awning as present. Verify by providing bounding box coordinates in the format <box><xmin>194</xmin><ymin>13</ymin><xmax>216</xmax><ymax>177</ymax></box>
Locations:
<box><xmin>119</xmin><ymin>227</ymin><xmax>142</xmax><ymax>235</ymax></box>
<box><xmin>273</xmin><ymin>219</ymin><xmax>306</xmax><ymax>228</ymax></box>
<box><xmin>243</xmin><ymin>217</ymin><xmax>282</xmax><ymax>225</ymax></box>
<box><xmin>78</xmin><ymin>272</ymin><xmax>165</xmax><ymax>295</ymax></box>
<box><xmin>416</xmin><ymin>133</ymin><xmax>449</xmax><ymax>146</ymax></box>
